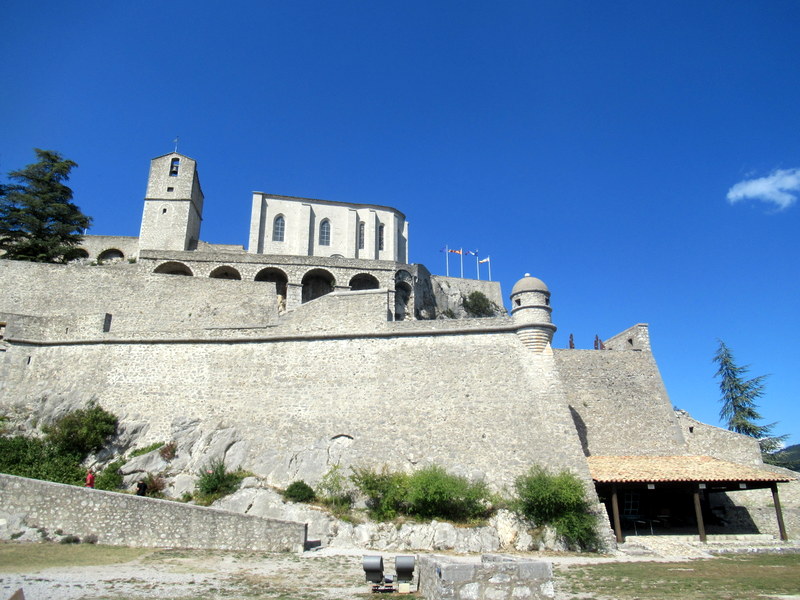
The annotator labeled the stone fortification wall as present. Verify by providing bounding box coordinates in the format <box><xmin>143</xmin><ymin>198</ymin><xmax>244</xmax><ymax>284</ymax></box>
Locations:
<box><xmin>79</xmin><ymin>235</ymin><xmax>140</xmax><ymax>262</ymax></box>
<box><xmin>278</xmin><ymin>289</ymin><xmax>391</xmax><ymax>334</ymax></box>
<box><xmin>0</xmin><ymin>324</ymin><xmax>591</xmax><ymax>490</ymax></box>
<box><xmin>675</xmin><ymin>411</ymin><xmax>762</xmax><ymax>466</ymax></box>
<box><xmin>554</xmin><ymin>346</ymin><xmax>686</xmax><ymax>456</ymax></box>
<box><xmin>417</xmin><ymin>554</ymin><xmax>554</xmax><ymax>600</ymax></box>
<box><xmin>0</xmin><ymin>260</ymin><xmax>276</xmax><ymax>335</ymax></box>
<box><xmin>603</xmin><ymin>323</ymin><xmax>651</xmax><ymax>352</ymax></box>
<box><xmin>1</xmin><ymin>312</ymin><xmax>112</xmax><ymax>341</ymax></box>
<box><xmin>0</xmin><ymin>474</ymin><xmax>306</xmax><ymax>552</ymax></box>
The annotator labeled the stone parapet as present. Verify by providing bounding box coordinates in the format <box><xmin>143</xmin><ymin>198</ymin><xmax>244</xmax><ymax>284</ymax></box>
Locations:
<box><xmin>0</xmin><ymin>474</ymin><xmax>306</xmax><ymax>552</ymax></box>
<box><xmin>417</xmin><ymin>554</ymin><xmax>554</xmax><ymax>600</ymax></box>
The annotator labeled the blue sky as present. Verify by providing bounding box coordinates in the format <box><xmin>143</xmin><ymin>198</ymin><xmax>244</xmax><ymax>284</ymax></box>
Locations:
<box><xmin>2</xmin><ymin>2</ymin><xmax>798</xmax><ymax>445</ymax></box>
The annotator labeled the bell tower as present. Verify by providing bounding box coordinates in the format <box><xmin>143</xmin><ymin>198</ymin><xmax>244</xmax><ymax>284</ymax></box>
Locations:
<box><xmin>139</xmin><ymin>153</ymin><xmax>204</xmax><ymax>252</ymax></box>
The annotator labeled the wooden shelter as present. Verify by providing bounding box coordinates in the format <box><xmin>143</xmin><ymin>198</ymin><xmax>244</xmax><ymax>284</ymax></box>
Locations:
<box><xmin>588</xmin><ymin>455</ymin><xmax>795</xmax><ymax>543</ymax></box>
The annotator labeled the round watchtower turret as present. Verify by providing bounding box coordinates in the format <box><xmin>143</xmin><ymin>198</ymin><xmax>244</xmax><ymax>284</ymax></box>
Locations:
<box><xmin>510</xmin><ymin>273</ymin><xmax>557</xmax><ymax>353</ymax></box>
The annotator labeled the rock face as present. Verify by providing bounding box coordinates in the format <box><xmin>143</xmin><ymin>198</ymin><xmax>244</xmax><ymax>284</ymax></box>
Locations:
<box><xmin>213</xmin><ymin>483</ymin><xmax>572</xmax><ymax>553</ymax></box>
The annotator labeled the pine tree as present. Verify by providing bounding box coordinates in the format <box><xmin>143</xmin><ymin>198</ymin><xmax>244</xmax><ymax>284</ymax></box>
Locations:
<box><xmin>713</xmin><ymin>340</ymin><xmax>786</xmax><ymax>453</ymax></box>
<box><xmin>0</xmin><ymin>149</ymin><xmax>91</xmax><ymax>263</ymax></box>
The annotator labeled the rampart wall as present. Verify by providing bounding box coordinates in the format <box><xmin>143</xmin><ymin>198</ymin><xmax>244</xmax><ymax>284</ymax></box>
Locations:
<box><xmin>675</xmin><ymin>411</ymin><xmax>762</xmax><ymax>466</ymax></box>
<box><xmin>0</xmin><ymin>316</ymin><xmax>591</xmax><ymax>489</ymax></box>
<box><xmin>554</xmin><ymin>345</ymin><xmax>686</xmax><ymax>456</ymax></box>
<box><xmin>0</xmin><ymin>473</ymin><xmax>306</xmax><ymax>552</ymax></box>
<box><xmin>79</xmin><ymin>235</ymin><xmax>140</xmax><ymax>262</ymax></box>
<box><xmin>0</xmin><ymin>260</ymin><xmax>277</xmax><ymax>334</ymax></box>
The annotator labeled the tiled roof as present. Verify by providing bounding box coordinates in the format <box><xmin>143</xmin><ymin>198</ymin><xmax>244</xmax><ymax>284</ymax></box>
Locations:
<box><xmin>588</xmin><ymin>455</ymin><xmax>795</xmax><ymax>483</ymax></box>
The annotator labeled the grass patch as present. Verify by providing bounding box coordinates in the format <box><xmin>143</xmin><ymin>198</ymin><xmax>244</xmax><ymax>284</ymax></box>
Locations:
<box><xmin>0</xmin><ymin>541</ymin><xmax>150</xmax><ymax>572</ymax></box>
<box><xmin>194</xmin><ymin>459</ymin><xmax>252</xmax><ymax>506</ymax></box>
<box><xmin>129</xmin><ymin>441</ymin><xmax>164</xmax><ymax>457</ymax></box>
<box><xmin>557</xmin><ymin>553</ymin><xmax>800</xmax><ymax>599</ymax></box>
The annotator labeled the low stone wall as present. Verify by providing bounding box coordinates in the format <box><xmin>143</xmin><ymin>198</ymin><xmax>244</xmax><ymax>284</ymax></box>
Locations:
<box><xmin>0</xmin><ymin>474</ymin><xmax>306</xmax><ymax>552</ymax></box>
<box><xmin>418</xmin><ymin>553</ymin><xmax>554</xmax><ymax>600</ymax></box>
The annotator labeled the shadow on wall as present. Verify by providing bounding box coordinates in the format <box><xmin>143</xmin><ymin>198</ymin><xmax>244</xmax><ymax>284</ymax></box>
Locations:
<box><xmin>569</xmin><ymin>406</ymin><xmax>590</xmax><ymax>458</ymax></box>
<box><xmin>707</xmin><ymin>492</ymin><xmax>761</xmax><ymax>534</ymax></box>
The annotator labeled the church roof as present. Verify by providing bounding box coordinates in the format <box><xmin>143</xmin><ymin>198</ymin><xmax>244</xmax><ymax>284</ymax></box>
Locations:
<box><xmin>588</xmin><ymin>455</ymin><xmax>795</xmax><ymax>483</ymax></box>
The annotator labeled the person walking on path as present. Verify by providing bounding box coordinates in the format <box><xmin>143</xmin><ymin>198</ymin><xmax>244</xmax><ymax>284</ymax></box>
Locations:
<box><xmin>85</xmin><ymin>470</ymin><xmax>95</xmax><ymax>488</ymax></box>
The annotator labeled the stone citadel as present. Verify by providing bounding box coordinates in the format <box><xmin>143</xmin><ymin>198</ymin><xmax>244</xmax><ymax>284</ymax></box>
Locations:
<box><xmin>0</xmin><ymin>152</ymin><xmax>796</xmax><ymax>543</ymax></box>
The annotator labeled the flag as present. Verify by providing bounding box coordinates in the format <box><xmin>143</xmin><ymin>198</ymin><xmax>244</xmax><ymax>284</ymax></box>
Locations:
<box><xmin>479</xmin><ymin>256</ymin><xmax>490</xmax><ymax>263</ymax></box>
<box><xmin>449</xmin><ymin>249</ymin><xmax>463</xmax><ymax>255</ymax></box>
<box><xmin>466</xmin><ymin>250</ymin><xmax>478</xmax><ymax>256</ymax></box>
<box><xmin>439</xmin><ymin>246</ymin><xmax>447</xmax><ymax>252</ymax></box>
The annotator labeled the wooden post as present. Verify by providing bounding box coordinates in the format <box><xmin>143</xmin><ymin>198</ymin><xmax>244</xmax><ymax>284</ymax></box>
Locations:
<box><xmin>693</xmin><ymin>487</ymin><xmax>706</xmax><ymax>543</ymax></box>
<box><xmin>611</xmin><ymin>485</ymin><xmax>623</xmax><ymax>543</ymax></box>
<box><xmin>771</xmin><ymin>483</ymin><xmax>788</xmax><ymax>541</ymax></box>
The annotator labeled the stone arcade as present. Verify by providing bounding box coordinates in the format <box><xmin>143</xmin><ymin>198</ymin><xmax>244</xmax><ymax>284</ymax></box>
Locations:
<box><xmin>0</xmin><ymin>152</ymin><xmax>795</xmax><ymax>545</ymax></box>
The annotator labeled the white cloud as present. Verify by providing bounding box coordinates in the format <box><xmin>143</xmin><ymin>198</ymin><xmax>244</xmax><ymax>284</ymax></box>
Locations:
<box><xmin>726</xmin><ymin>168</ymin><xmax>800</xmax><ymax>211</ymax></box>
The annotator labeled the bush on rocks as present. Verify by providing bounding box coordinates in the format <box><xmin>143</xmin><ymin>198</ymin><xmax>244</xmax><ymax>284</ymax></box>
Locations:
<box><xmin>195</xmin><ymin>459</ymin><xmax>250</xmax><ymax>506</ymax></box>
<box><xmin>283</xmin><ymin>480</ymin><xmax>316</xmax><ymax>503</ymax></box>
<box><xmin>513</xmin><ymin>465</ymin><xmax>599</xmax><ymax>550</ymax></box>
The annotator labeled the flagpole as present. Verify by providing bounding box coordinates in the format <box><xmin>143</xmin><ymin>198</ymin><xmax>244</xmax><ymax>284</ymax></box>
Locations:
<box><xmin>488</xmin><ymin>258</ymin><xmax>492</xmax><ymax>281</ymax></box>
<box><xmin>460</xmin><ymin>248</ymin><xmax>464</xmax><ymax>278</ymax></box>
<box><xmin>445</xmin><ymin>244</ymin><xmax>449</xmax><ymax>276</ymax></box>
<box><xmin>475</xmin><ymin>252</ymin><xmax>479</xmax><ymax>280</ymax></box>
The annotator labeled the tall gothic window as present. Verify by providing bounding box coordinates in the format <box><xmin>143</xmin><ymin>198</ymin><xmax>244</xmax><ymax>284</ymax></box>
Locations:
<box><xmin>357</xmin><ymin>222</ymin><xmax>365</xmax><ymax>249</ymax></box>
<box><xmin>272</xmin><ymin>215</ymin><xmax>285</xmax><ymax>242</ymax></box>
<box><xmin>319</xmin><ymin>219</ymin><xmax>331</xmax><ymax>246</ymax></box>
<box><xmin>169</xmin><ymin>158</ymin><xmax>180</xmax><ymax>176</ymax></box>
<box><xmin>378</xmin><ymin>224</ymin><xmax>385</xmax><ymax>251</ymax></box>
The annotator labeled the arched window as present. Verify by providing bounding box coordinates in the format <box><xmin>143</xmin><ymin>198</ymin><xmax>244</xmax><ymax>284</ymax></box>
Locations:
<box><xmin>378</xmin><ymin>224</ymin><xmax>385</xmax><ymax>251</ymax></box>
<box><xmin>319</xmin><ymin>219</ymin><xmax>331</xmax><ymax>246</ymax></box>
<box><xmin>169</xmin><ymin>158</ymin><xmax>180</xmax><ymax>176</ymax></box>
<box><xmin>357</xmin><ymin>222</ymin><xmax>365</xmax><ymax>250</ymax></box>
<box><xmin>272</xmin><ymin>215</ymin><xmax>285</xmax><ymax>242</ymax></box>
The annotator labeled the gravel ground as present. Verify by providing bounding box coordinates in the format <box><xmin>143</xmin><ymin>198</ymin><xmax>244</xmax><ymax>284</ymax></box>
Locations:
<box><xmin>2</xmin><ymin>539</ymin><xmax>799</xmax><ymax>600</ymax></box>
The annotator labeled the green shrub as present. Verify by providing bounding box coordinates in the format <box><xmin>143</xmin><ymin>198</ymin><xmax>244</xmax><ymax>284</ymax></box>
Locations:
<box><xmin>462</xmin><ymin>291</ymin><xmax>497</xmax><ymax>318</ymax></box>
<box><xmin>59</xmin><ymin>535</ymin><xmax>80</xmax><ymax>544</ymax></box>
<box><xmin>130</xmin><ymin>442</ymin><xmax>164</xmax><ymax>458</ymax></box>
<box><xmin>316</xmin><ymin>465</ymin><xmax>354</xmax><ymax>516</ymax></box>
<box><xmin>405</xmin><ymin>465</ymin><xmax>490</xmax><ymax>522</ymax></box>
<box><xmin>195</xmin><ymin>459</ymin><xmax>249</xmax><ymax>505</ymax></box>
<box><xmin>351</xmin><ymin>466</ymin><xmax>409</xmax><ymax>520</ymax></box>
<box><xmin>95</xmin><ymin>459</ymin><xmax>126</xmax><ymax>491</ymax></box>
<box><xmin>0</xmin><ymin>435</ymin><xmax>84</xmax><ymax>484</ymax></box>
<box><xmin>513</xmin><ymin>466</ymin><xmax>599</xmax><ymax>550</ymax></box>
<box><xmin>283</xmin><ymin>480</ymin><xmax>316</xmax><ymax>503</ymax></box>
<box><xmin>43</xmin><ymin>401</ymin><xmax>118</xmax><ymax>457</ymax></box>
<box><xmin>351</xmin><ymin>465</ymin><xmax>492</xmax><ymax>523</ymax></box>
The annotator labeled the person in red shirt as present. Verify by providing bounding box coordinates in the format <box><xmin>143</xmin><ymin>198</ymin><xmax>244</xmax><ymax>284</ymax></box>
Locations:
<box><xmin>85</xmin><ymin>470</ymin><xmax>95</xmax><ymax>488</ymax></box>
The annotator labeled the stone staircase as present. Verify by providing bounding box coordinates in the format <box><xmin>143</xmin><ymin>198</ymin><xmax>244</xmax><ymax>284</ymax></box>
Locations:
<box><xmin>617</xmin><ymin>534</ymin><xmax>800</xmax><ymax>559</ymax></box>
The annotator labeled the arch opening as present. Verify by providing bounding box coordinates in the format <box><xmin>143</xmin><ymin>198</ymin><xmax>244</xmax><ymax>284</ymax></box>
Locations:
<box><xmin>395</xmin><ymin>281</ymin><xmax>412</xmax><ymax>321</ymax></box>
<box><xmin>302</xmin><ymin>268</ymin><xmax>335</xmax><ymax>303</ymax></box>
<box><xmin>98</xmin><ymin>248</ymin><xmax>125</xmax><ymax>264</ymax></box>
<box><xmin>349</xmin><ymin>273</ymin><xmax>380</xmax><ymax>291</ymax></box>
<box><xmin>153</xmin><ymin>261</ymin><xmax>193</xmax><ymax>276</ymax></box>
<box><xmin>255</xmin><ymin>267</ymin><xmax>289</xmax><ymax>312</ymax></box>
<box><xmin>68</xmin><ymin>248</ymin><xmax>90</xmax><ymax>263</ymax></box>
<box><xmin>209</xmin><ymin>266</ymin><xmax>242</xmax><ymax>280</ymax></box>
